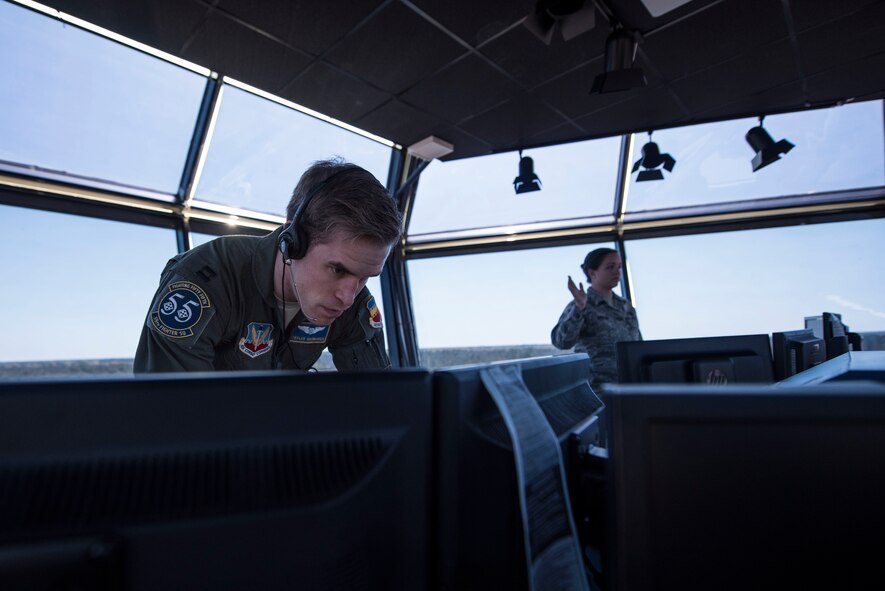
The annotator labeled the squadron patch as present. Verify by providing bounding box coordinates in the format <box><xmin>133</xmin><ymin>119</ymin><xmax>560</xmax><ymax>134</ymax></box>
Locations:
<box><xmin>289</xmin><ymin>323</ymin><xmax>329</xmax><ymax>344</ymax></box>
<box><xmin>367</xmin><ymin>296</ymin><xmax>382</xmax><ymax>329</ymax></box>
<box><xmin>151</xmin><ymin>281</ymin><xmax>211</xmax><ymax>338</ymax></box>
<box><xmin>238</xmin><ymin>322</ymin><xmax>274</xmax><ymax>358</ymax></box>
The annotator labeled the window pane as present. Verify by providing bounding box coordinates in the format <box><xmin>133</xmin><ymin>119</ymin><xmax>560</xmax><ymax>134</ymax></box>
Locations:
<box><xmin>0</xmin><ymin>204</ymin><xmax>178</xmax><ymax>362</ymax></box>
<box><xmin>625</xmin><ymin>219</ymin><xmax>885</xmax><ymax>340</ymax></box>
<box><xmin>626</xmin><ymin>100</ymin><xmax>885</xmax><ymax>212</ymax></box>
<box><xmin>408</xmin><ymin>244</ymin><xmax>614</xmax><ymax>366</ymax></box>
<box><xmin>0</xmin><ymin>1</ymin><xmax>206</xmax><ymax>193</ymax></box>
<box><xmin>194</xmin><ymin>85</ymin><xmax>393</xmax><ymax>216</ymax></box>
<box><xmin>408</xmin><ymin>137</ymin><xmax>621</xmax><ymax>236</ymax></box>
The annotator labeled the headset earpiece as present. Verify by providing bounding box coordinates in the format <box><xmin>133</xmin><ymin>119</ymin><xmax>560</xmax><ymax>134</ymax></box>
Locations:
<box><xmin>278</xmin><ymin>222</ymin><xmax>300</xmax><ymax>263</ymax></box>
<box><xmin>279</xmin><ymin>168</ymin><xmax>349</xmax><ymax>262</ymax></box>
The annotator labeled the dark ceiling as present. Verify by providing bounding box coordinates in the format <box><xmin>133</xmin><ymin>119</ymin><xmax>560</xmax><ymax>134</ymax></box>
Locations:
<box><xmin>41</xmin><ymin>0</ymin><xmax>885</xmax><ymax>160</ymax></box>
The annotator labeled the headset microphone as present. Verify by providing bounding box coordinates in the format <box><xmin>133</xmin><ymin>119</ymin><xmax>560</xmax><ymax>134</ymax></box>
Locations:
<box><xmin>289</xmin><ymin>262</ymin><xmax>319</xmax><ymax>323</ymax></box>
<box><xmin>295</xmin><ymin>292</ymin><xmax>319</xmax><ymax>324</ymax></box>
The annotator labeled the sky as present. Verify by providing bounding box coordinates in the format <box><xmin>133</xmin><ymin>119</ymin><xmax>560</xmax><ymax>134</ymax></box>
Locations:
<box><xmin>1</xmin><ymin>0</ymin><xmax>883</xmax><ymax>361</ymax></box>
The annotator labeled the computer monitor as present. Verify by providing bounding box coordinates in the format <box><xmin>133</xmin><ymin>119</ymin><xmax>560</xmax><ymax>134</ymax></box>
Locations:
<box><xmin>771</xmin><ymin>328</ymin><xmax>825</xmax><ymax>381</ymax></box>
<box><xmin>602</xmin><ymin>381</ymin><xmax>885</xmax><ymax>591</ymax></box>
<box><xmin>432</xmin><ymin>354</ymin><xmax>604</xmax><ymax>591</ymax></box>
<box><xmin>805</xmin><ymin>312</ymin><xmax>863</xmax><ymax>360</ymax></box>
<box><xmin>0</xmin><ymin>369</ymin><xmax>433</xmax><ymax>590</ymax></box>
<box><xmin>617</xmin><ymin>334</ymin><xmax>774</xmax><ymax>385</ymax></box>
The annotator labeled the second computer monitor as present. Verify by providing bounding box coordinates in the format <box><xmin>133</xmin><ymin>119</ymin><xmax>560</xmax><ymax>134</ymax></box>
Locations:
<box><xmin>432</xmin><ymin>353</ymin><xmax>603</xmax><ymax>591</ymax></box>
<box><xmin>617</xmin><ymin>334</ymin><xmax>774</xmax><ymax>384</ymax></box>
<box><xmin>772</xmin><ymin>328</ymin><xmax>826</xmax><ymax>381</ymax></box>
<box><xmin>603</xmin><ymin>381</ymin><xmax>885</xmax><ymax>590</ymax></box>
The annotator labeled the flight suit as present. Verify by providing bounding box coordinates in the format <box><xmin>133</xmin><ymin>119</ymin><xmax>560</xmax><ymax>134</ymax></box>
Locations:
<box><xmin>134</xmin><ymin>228</ymin><xmax>389</xmax><ymax>373</ymax></box>
<box><xmin>551</xmin><ymin>289</ymin><xmax>642</xmax><ymax>391</ymax></box>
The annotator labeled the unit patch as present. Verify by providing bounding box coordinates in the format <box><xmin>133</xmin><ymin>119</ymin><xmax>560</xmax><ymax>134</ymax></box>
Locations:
<box><xmin>238</xmin><ymin>322</ymin><xmax>275</xmax><ymax>358</ymax></box>
<box><xmin>290</xmin><ymin>323</ymin><xmax>329</xmax><ymax>344</ymax></box>
<box><xmin>367</xmin><ymin>296</ymin><xmax>382</xmax><ymax>329</ymax></box>
<box><xmin>151</xmin><ymin>281</ymin><xmax>211</xmax><ymax>338</ymax></box>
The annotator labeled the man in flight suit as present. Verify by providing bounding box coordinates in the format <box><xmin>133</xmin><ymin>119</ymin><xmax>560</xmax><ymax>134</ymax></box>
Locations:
<box><xmin>134</xmin><ymin>159</ymin><xmax>402</xmax><ymax>372</ymax></box>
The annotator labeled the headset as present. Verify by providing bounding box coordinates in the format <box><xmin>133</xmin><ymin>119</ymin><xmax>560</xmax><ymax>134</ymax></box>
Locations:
<box><xmin>278</xmin><ymin>168</ymin><xmax>351</xmax><ymax>262</ymax></box>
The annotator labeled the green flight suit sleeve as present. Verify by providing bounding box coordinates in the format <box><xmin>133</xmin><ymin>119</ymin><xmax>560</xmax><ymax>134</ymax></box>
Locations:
<box><xmin>329</xmin><ymin>288</ymin><xmax>391</xmax><ymax>371</ymax></box>
<box><xmin>133</xmin><ymin>271</ymin><xmax>226</xmax><ymax>373</ymax></box>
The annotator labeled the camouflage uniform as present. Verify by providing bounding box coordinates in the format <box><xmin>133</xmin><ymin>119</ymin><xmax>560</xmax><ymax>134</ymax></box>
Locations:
<box><xmin>134</xmin><ymin>227</ymin><xmax>389</xmax><ymax>373</ymax></box>
<box><xmin>551</xmin><ymin>289</ymin><xmax>642</xmax><ymax>391</ymax></box>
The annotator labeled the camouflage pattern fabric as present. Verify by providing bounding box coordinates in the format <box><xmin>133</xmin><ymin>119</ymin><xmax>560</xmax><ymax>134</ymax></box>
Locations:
<box><xmin>551</xmin><ymin>289</ymin><xmax>642</xmax><ymax>391</ymax></box>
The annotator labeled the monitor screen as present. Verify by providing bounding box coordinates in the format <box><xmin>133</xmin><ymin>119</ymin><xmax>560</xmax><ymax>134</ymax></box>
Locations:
<box><xmin>602</xmin><ymin>381</ymin><xmax>885</xmax><ymax>590</ymax></box>
<box><xmin>804</xmin><ymin>314</ymin><xmax>824</xmax><ymax>339</ymax></box>
<box><xmin>432</xmin><ymin>354</ymin><xmax>604</xmax><ymax>591</ymax></box>
<box><xmin>772</xmin><ymin>328</ymin><xmax>825</xmax><ymax>381</ymax></box>
<box><xmin>0</xmin><ymin>369</ymin><xmax>433</xmax><ymax>591</ymax></box>
<box><xmin>617</xmin><ymin>334</ymin><xmax>774</xmax><ymax>385</ymax></box>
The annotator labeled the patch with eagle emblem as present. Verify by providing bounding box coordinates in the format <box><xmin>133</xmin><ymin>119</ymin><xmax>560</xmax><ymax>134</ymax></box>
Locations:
<box><xmin>238</xmin><ymin>322</ymin><xmax>274</xmax><ymax>358</ymax></box>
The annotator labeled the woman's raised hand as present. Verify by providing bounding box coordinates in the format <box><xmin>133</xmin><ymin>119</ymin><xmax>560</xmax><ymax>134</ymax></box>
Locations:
<box><xmin>567</xmin><ymin>276</ymin><xmax>587</xmax><ymax>310</ymax></box>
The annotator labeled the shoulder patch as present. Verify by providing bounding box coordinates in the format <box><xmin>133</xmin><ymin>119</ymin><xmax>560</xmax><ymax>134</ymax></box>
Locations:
<box><xmin>150</xmin><ymin>281</ymin><xmax>212</xmax><ymax>338</ymax></box>
<box><xmin>290</xmin><ymin>323</ymin><xmax>329</xmax><ymax>344</ymax></box>
<box><xmin>367</xmin><ymin>296</ymin><xmax>382</xmax><ymax>329</ymax></box>
<box><xmin>239</xmin><ymin>322</ymin><xmax>275</xmax><ymax>358</ymax></box>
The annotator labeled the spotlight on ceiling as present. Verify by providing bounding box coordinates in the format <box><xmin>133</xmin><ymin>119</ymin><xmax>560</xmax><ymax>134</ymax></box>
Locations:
<box><xmin>591</xmin><ymin>28</ymin><xmax>647</xmax><ymax>94</ymax></box>
<box><xmin>523</xmin><ymin>0</ymin><xmax>597</xmax><ymax>45</ymax></box>
<box><xmin>745</xmin><ymin>116</ymin><xmax>794</xmax><ymax>172</ymax></box>
<box><xmin>632</xmin><ymin>132</ymin><xmax>676</xmax><ymax>181</ymax></box>
<box><xmin>513</xmin><ymin>150</ymin><xmax>542</xmax><ymax>194</ymax></box>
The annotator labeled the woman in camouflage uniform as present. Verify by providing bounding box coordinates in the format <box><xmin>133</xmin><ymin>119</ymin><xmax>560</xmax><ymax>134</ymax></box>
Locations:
<box><xmin>551</xmin><ymin>248</ymin><xmax>642</xmax><ymax>392</ymax></box>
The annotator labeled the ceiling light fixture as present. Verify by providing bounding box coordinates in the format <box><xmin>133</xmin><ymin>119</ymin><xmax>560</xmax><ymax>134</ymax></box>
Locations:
<box><xmin>513</xmin><ymin>150</ymin><xmax>542</xmax><ymax>194</ymax></box>
<box><xmin>591</xmin><ymin>27</ymin><xmax>647</xmax><ymax>94</ymax></box>
<box><xmin>745</xmin><ymin>115</ymin><xmax>794</xmax><ymax>172</ymax></box>
<box><xmin>632</xmin><ymin>131</ymin><xmax>676</xmax><ymax>181</ymax></box>
<box><xmin>523</xmin><ymin>0</ymin><xmax>597</xmax><ymax>45</ymax></box>
<box><xmin>407</xmin><ymin>135</ymin><xmax>454</xmax><ymax>161</ymax></box>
